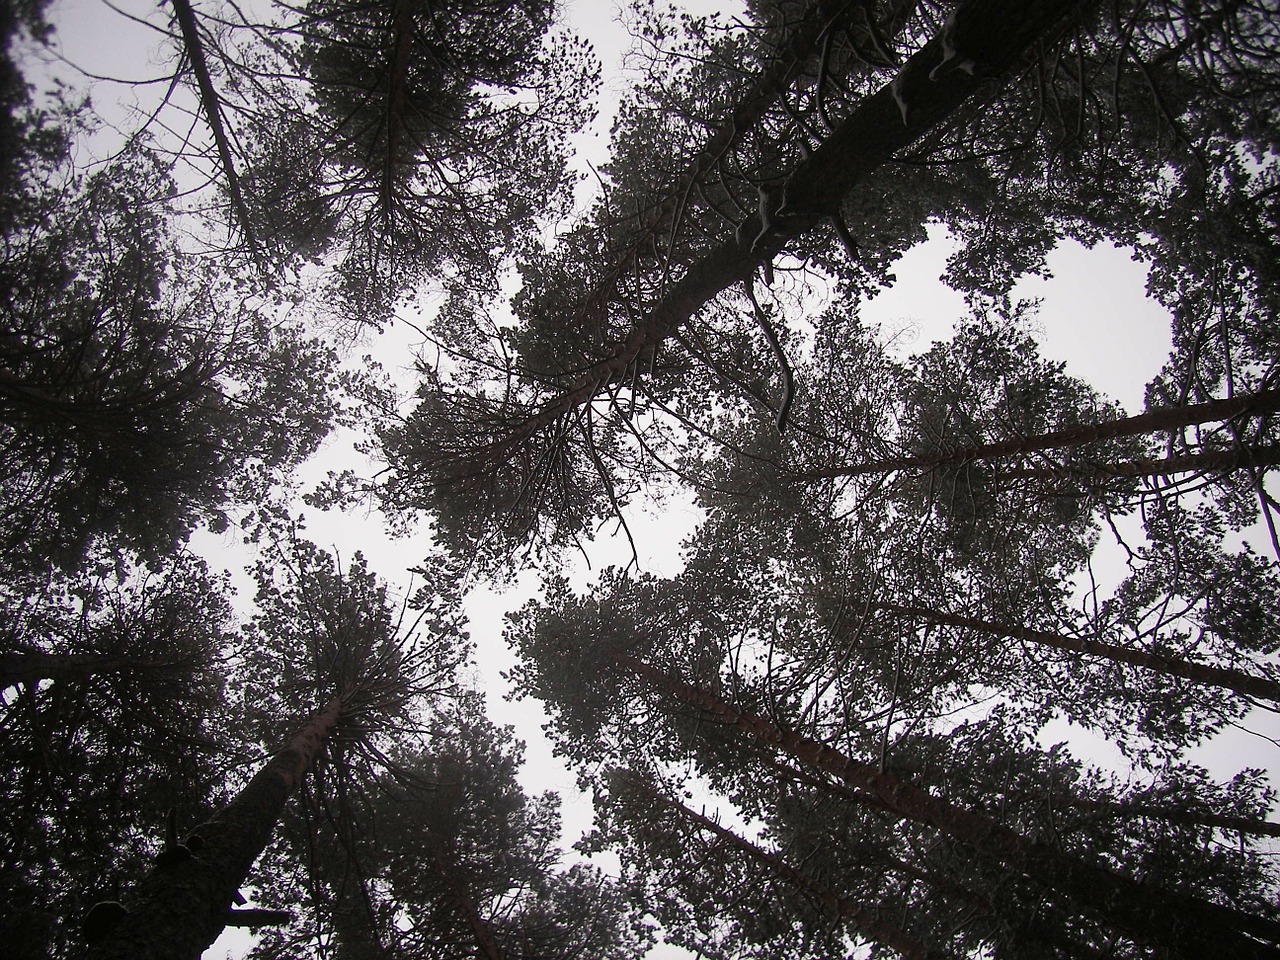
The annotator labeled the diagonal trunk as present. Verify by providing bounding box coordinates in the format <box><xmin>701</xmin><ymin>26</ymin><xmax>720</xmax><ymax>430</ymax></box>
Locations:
<box><xmin>983</xmin><ymin>781</ymin><xmax>1280</xmax><ymax>841</ymax></box>
<box><xmin>426</xmin><ymin>835</ymin><xmax>506</xmax><ymax>960</ymax></box>
<box><xmin>169</xmin><ymin>0</ymin><xmax>258</xmax><ymax>250</ymax></box>
<box><xmin>762</xmin><ymin>756</ymin><xmax>996</xmax><ymax>917</ymax></box>
<box><xmin>611</xmin><ymin>651</ymin><xmax>1280</xmax><ymax>959</ymax></box>
<box><xmin>1067</xmin><ymin>796</ymin><xmax>1280</xmax><ymax>839</ymax></box>
<box><xmin>86</xmin><ymin>693</ymin><xmax>349</xmax><ymax>960</ymax></box>
<box><xmin>871</xmin><ymin>602</ymin><xmax>1280</xmax><ymax>702</ymax></box>
<box><xmin>803</xmin><ymin>389</ymin><xmax>1280</xmax><ymax>480</ymax></box>
<box><xmin>613</xmin><ymin>769</ymin><xmax>945</xmax><ymax>960</ymax></box>
<box><xmin>573</xmin><ymin>0</ymin><xmax>917</xmax><ymax>329</ymax></box>
<box><xmin>429</xmin><ymin>0</ymin><xmax>1092</xmax><ymax>480</ymax></box>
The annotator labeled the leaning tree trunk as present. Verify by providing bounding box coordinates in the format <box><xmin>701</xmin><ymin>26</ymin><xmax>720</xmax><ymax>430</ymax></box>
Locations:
<box><xmin>870</xmin><ymin>601</ymin><xmax>1280</xmax><ymax>702</ymax></box>
<box><xmin>611</xmin><ymin>652</ymin><xmax>1280</xmax><ymax>959</ymax></box>
<box><xmin>803</xmin><ymin>388</ymin><xmax>1280</xmax><ymax>479</ymax></box>
<box><xmin>421</xmin><ymin>0</ymin><xmax>1093</xmax><ymax>483</ymax></box>
<box><xmin>425</xmin><ymin>834</ymin><xmax>506</xmax><ymax>960</ymax></box>
<box><xmin>1001</xmin><ymin>443</ymin><xmax>1280</xmax><ymax>482</ymax></box>
<box><xmin>612</xmin><ymin>770</ymin><xmax>945</xmax><ymax>960</ymax></box>
<box><xmin>1067</xmin><ymin>796</ymin><xmax>1280</xmax><ymax>839</ymax></box>
<box><xmin>576</xmin><ymin>0</ymin><xmax>917</xmax><ymax>321</ymax></box>
<box><xmin>760</xmin><ymin>756</ymin><xmax>997</xmax><ymax>917</ymax></box>
<box><xmin>85</xmin><ymin>692</ymin><xmax>349</xmax><ymax>960</ymax></box>
<box><xmin>169</xmin><ymin>0</ymin><xmax>256</xmax><ymax>249</ymax></box>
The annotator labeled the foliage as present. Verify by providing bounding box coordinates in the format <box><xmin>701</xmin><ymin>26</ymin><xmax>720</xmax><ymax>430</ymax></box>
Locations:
<box><xmin>248</xmin><ymin>693</ymin><xmax>650</xmax><ymax>959</ymax></box>
<box><xmin>0</xmin><ymin>136</ymin><xmax>344</xmax><ymax>576</ymax></box>
<box><xmin>5</xmin><ymin>0</ymin><xmax>1280</xmax><ymax>957</ymax></box>
<box><xmin>0</xmin><ymin>549</ymin><xmax>234</xmax><ymax>958</ymax></box>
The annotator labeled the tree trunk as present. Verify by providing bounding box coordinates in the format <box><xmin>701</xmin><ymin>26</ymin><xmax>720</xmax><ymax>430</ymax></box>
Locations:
<box><xmin>762</xmin><ymin>756</ymin><xmax>997</xmax><ymax>918</ymax></box>
<box><xmin>85</xmin><ymin>693</ymin><xmax>348</xmax><ymax>960</ymax></box>
<box><xmin>613</xmin><ymin>770</ymin><xmax>945</xmax><ymax>960</ymax></box>
<box><xmin>0</xmin><ymin>650</ymin><xmax>185</xmax><ymax>689</ymax></box>
<box><xmin>169</xmin><ymin>0</ymin><xmax>256</xmax><ymax>248</ymax></box>
<box><xmin>612</xmin><ymin>652</ymin><xmax>1280</xmax><ymax>959</ymax></box>
<box><xmin>804</xmin><ymin>389</ymin><xmax>1280</xmax><ymax>479</ymax></box>
<box><xmin>431</xmin><ymin>0</ymin><xmax>1092</xmax><ymax>480</ymax></box>
<box><xmin>1068</xmin><ymin>796</ymin><xmax>1280</xmax><ymax>840</ymax></box>
<box><xmin>871</xmin><ymin>602</ymin><xmax>1280</xmax><ymax>702</ymax></box>
<box><xmin>577</xmin><ymin>0</ymin><xmax>916</xmax><ymax>323</ymax></box>
<box><xmin>381</xmin><ymin>0</ymin><xmax>415</xmax><ymax>215</ymax></box>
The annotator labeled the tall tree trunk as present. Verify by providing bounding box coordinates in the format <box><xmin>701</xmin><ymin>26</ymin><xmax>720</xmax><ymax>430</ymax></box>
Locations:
<box><xmin>169</xmin><ymin>0</ymin><xmax>257</xmax><ymax>249</ymax></box>
<box><xmin>380</xmin><ymin>0</ymin><xmax>415</xmax><ymax>217</ymax></box>
<box><xmin>85</xmin><ymin>693</ymin><xmax>349</xmax><ymax>960</ymax></box>
<box><xmin>0</xmin><ymin>650</ymin><xmax>184</xmax><ymax>689</ymax></box>
<box><xmin>577</xmin><ymin>0</ymin><xmax>916</xmax><ymax>323</ymax></box>
<box><xmin>804</xmin><ymin>389</ymin><xmax>1280</xmax><ymax>479</ymax></box>
<box><xmin>427</xmin><ymin>0</ymin><xmax>1092</xmax><ymax>481</ymax></box>
<box><xmin>871</xmin><ymin>602</ymin><xmax>1280</xmax><ymax>702</ymax></box>
<box><xmin>611</xmin><ymin>652</ymin><xmax>1280</xmax><ymax>959</ymax></box>
<box><xmin>763</xmin><ymin>756</ymin><xmax>997</xmax><ymax>917</ymax></box>
<box><xmin>612</xmin><ymin>770</ymin><xmax>945</xmax><ymax>960</ymax></box>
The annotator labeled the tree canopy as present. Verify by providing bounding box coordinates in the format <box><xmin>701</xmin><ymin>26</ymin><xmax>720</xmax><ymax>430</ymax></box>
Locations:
<box><xmin>3</xmin><ymin>0</ymin><xmax>1280</xmax><ymax>957</ymax></box>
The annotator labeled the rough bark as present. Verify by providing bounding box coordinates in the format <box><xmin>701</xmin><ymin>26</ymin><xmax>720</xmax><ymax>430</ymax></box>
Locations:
<box><xmin>872</xmin><ymin>602</ymin><xmax>1280</xmax><ymax>703</ymax></box>
<box><xmin>614</xmin><ymin>770</ymin><xmax>945</xmax><ymax>960</ymax></box>
<box><xmin>85</xmin><ymin>693</ymin><xmax>348</xmax><ymax>960</ymax></box>
<box><xmin>612</xmin><ymin>652</ymin><xmax>1280</xmax><ymax>959</ymax></box>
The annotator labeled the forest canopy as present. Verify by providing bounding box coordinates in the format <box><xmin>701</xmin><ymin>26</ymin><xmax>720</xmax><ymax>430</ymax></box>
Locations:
<box><xmin>2</xmin><ymin>0</ymin><xmax>1280</xmax><ymax>958</ymax></box>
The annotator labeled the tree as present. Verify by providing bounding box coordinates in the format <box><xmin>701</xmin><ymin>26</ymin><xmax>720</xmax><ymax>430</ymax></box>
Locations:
<box><xmin>363</xmin><ymin>0</ymin><xmax>1098</xmax><ymax>559</ymax></box>
<box><xmin>0</xmin><ymin>549</ymin><xmax>233</xmax><ymax>959</ymax></box>
<box><xmin>508</xmin><ymin>574</ymin><xmax>1280</xmax><ymax>957</ymax></box>
<box><xmin>243</xmin><ymin>692</ymin><xmax>649</xmax><ymax>960</ymax></box>
<box><xmin>8</xmin><ymin>1</ymin><xmax>1280</xmax><ymax>957</ymax></box>
<box><xmin>355</xmin><ymin>0</ymin><xmax>1280</xmax><ymax>567</ymax></box>
<box><xmin>152</xmin><ymin>0</ymin><xmax>595</xmax><ymax>326</ymax></box>
<box><xmin>84</xmin><ymin>540</ymin><xmax>465</xmax><ymax>959</ymax></box>
<box><xmin>600</xmin><ymin>768</ymin><xmax>944</xmax><ymax>960</ymax></box>
<box><xmin>0</xmin><ymin>132</ymin><xmax>345</xmax><ymax>575</ymax></box>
